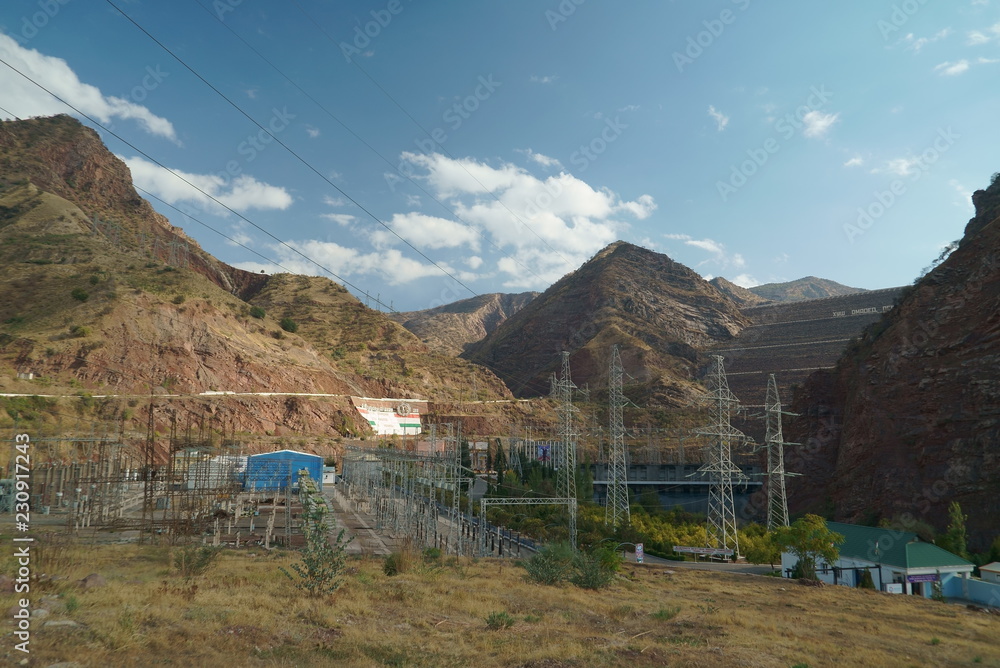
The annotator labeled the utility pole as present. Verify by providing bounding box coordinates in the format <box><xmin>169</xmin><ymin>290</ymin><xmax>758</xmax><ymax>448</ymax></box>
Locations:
<box><xmin>695</xmin><ymin>355</ymin><xmax>750</xmax><ymax>557</ymax></box>
<box><xmin>606</xmin><ymin>345</ymin><xmax>630</xmax><ymax>529</ymax></box>
<box><xmin>556</xmin><ymin>352</ymin><xmax>578</xmax><ymax>548</ymax></box>
<box><xmin>763</xmin><ymin>374</ymin><xmax>798</xmax><ymax>530</ymax></box>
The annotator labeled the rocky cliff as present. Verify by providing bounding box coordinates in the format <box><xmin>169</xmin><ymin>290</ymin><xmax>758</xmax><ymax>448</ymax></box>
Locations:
<box><xmin>390</xmin><ymin>292</ymin><xmax>537</xmax><ymax>355</ymax></box>
<box><xmin>710</xmin><ymin>277</ymin><xmax>770</xmax><ymax>307</ymax></box>
<box><xmin>786</xmin><ymin>174</ymin><xmax>1000</xmax><ymax>549</ymax></box>
<box><xmin>0</xmin><ymin>115</ymin><xmax>513</xmax><ymax>442</ymax></box>
<box><xmin>463</xmin><ymin>241</ymin><xmax>750</xmax><ymax>405</ymax></box>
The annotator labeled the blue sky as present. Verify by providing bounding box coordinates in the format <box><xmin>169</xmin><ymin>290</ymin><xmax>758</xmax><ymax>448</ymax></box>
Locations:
<box><xmin>1</xmin><ymin>1</ymin><xmax>998</xmax><ymax>311</ymax></box>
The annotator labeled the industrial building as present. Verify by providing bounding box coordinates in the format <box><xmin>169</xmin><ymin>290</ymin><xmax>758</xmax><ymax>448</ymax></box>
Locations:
<box><xmin>243</xmin><ymin>450</ymin><xmax>323</xmax><ymax>492</ymax></box>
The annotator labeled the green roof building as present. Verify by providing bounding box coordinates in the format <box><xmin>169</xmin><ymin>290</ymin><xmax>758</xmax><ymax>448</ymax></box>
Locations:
<box><xmin>780</xmin><ymin>520</ymin><xmax>975</xmax><ymax>598</ymax></box>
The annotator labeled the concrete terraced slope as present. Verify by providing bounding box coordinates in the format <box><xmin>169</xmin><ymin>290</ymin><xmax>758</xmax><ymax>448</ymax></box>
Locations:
<box><xmin>462</xmin><ymin>241</ymin><xmax>750</xmax><ymax>405</ymax></box>
<box><xmin>749</xmin><ymin>276</ymin><xmax>866</xmax><ymax>302</ymax></box>
<box><xmin>785</xmin><ymin>174</ymin><xmax>1000</xmax><ymax>550</ymax></box>
<box><xmin>711</xmin><ymin>288</ymin><xmax>904</xmax><ymax>408</ymax></box>
<box><xmin>389</xmin><ymin>291</ymin><xmax>538</xmax><ymax>355</ymax></box>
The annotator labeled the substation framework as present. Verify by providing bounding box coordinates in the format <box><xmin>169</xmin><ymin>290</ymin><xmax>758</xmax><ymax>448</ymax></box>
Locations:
<box><xmin>2</xmin><ymin>408</ymin><xmax>308</xmax><ymax>548</ymax></box>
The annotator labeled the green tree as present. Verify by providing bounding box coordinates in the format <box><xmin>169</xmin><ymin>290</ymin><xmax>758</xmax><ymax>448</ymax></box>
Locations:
<box><xmin>280</xmin><ymin>505</ymin><xmax>352</xmax><ymax>597</ymax></box>
<box><xmin>249</xmin><ymin>305</ymin><xmax>265</xmax><ymax>319</ymax></box>
<box><xmin>742</xmin><ymin>531</ymin><xmax>780</xmax><ymax>569</ymax></box>
<box><xmin>773</xmin><ymin>514</ymin><xmax>845</xmax><ymax>580</ymax></box>
<box><xmin>938</xmin><ymin>502</ymin><xmax>969</xmax><ymax>559</ymax></box>
<box><xmin>858</xmin><ymin>567</ymin><xmax>876</xmax><ymax>590</ymax></box>
<box><xmin>279</xmin><ymin>317</ymin><xmax>298</xmax><ymax>333</ymax></box>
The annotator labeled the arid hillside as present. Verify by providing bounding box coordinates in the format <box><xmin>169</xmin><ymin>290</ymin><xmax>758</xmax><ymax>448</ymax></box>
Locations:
<box><xmin>786</xmin><ymin>173</ymin><xmax>1000</xmax><ymax>550</ymax></box>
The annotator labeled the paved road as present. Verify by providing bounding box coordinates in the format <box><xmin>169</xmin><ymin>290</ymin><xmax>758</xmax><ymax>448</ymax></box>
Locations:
<box><xmin>620</xmin><ymin>550</ymin><xmax>774</xmax><ymax>575</ymax></box>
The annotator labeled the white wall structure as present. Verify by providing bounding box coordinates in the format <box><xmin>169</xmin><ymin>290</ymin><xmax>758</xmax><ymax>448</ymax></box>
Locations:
<box><xmin>351</xmin><ymin>397</ymin><xmax>427</xmax><ymax>435</ymax></box>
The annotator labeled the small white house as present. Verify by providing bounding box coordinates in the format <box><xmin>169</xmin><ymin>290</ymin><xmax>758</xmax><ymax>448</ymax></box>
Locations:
<box><xmin>980</xmin><ymin>562</ymin><xmax>1000</xmax><ymax>584</ymax></box>
<box><xmin>322</xmin><ymin>465</ymin><xmax>337</xmax><ymax>486</ymax></box>
<box><xmin>780</xmin><ymin>521</ymin><xmax>975</xmax><ymax>598</ymax></box>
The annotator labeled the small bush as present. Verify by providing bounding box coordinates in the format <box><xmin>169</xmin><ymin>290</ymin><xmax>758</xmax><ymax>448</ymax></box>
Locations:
<box><xmin>69</xmin><ymin>325</ymin><xmax>91</xmax><ymax>338</ymax></box>
<box><xmin>279</xmin><ymin>317</ymin><xmax>298</xmax><ymax>333</ymax></box>
<box><xmin>172</xmin><ymin>294</ymin><xmax>185</xmax><ymax>304</ymax></box>
<box><xmin>570</xmin><ymin>550</ymin><xmax>617</xmax><ymax>590</ymax></box>
<box><xmin>70</xmin><ymin>288</ymin><xmax>89</xmax><ymax>302</ymax></box>
<box><xmin>65</xmin><ymin>595</ymin><xmax>80</xmax><ymax>613</ymax></box>
<box><xmin>89</xmin><ymin>275</ymin><xmax>100</xmax><ymax>285</ymax></box>
<box><xmin>383</xmin><ymin>549</ymin><xmax>416</xmax><ymax>576</ymax></box>
<box><xmin>651</xmin><ymin>606</ymin><xmax>681</xmax><ymax>621</ymax></box>
<box><xmin>523</xmin><ymin>542</ymin><xmax>575</xmax><ymax>585</ymax></box>
<box><xmin>485</xmin><ymin>611</ymin><xmax>516</xmax><ymax>630</ymax></box>
<box><xmin>249</xmin><ymin>306</ymin><xmax>265</xmax><ymax>319</ymax></box>
<box><xmin>172</xmin><ymin>545</ymin><xmax>221</xmax><ymax>578</ymax></box>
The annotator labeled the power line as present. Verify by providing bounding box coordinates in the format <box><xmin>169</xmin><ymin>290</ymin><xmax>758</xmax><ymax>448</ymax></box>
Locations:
<box><xmin>188</xmin><ymin>0</ymin><xmax>545</xmax><ymax>286</ymax></box>
<box><xmin>104</xmin><ymin>0</ymin><xmax>477</xmax><ymax>301</ymax></box>
<box><xmin>286</xmin><ymin>0</ymin><xmax>578</xmax><ymax>273</ymax></box>
<box><xmin>0</xmin><ymin>54</ymin><xmax>394</xmax><ymax>312</ymax></box>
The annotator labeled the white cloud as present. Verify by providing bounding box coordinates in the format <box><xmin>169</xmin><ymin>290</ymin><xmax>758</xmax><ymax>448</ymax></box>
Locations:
<box><xmin>934</xmin><ymin>59</ymin><xmax>970</xmax><ymax>75</ymax></box>
<box><xmin>372</xmin><ymin>212</ymin><xmax>481</xmax><ymax>251</ymax></box>
<box><xmin>663</xmin><ymin>233</ymin><xmax>692</xmax><ymax>241</ymax></box>
<box><xmin>323</xmin><ymin>195</ymin><xmax>346</xmax><ymax>207</ymax></box>
<box><xmin>618</xmin><ymin>104</ymin><xmax>640</xmax><ymax>112</ymax></box>
<box><xmin>465</xmin><ymin>255</ymin><xmax>483</xmax><ymax>269</ymax></box>
<box><xmin>321</xmin><ymin>213</ymin><xmax>355</xmax><ymax>226</ymax></box>
<box><xmin>237</xmin><ymin>241</ymin><xmax>457</xmax><ymax>286</ymax></box>
<box><xmin>122</xmin><ymin>155</ymin><xmax>293</xmax><ymax>213</ymax></box>
<box><xmin>879</xmin><ymin>156</ymin><xmax>922</xmax><ymax>177</ymax></box>
<box><xmin>305</xmin><ymin>125</ymin><xmax>320</xmax><ymax>138</ymax></box>
<box><xmin>530</xmin><ymin>75</ymin><xmax>557</xmax><ymax>84</ymax></box>
<box><xmin>731</xmin><ymin>273</ymin><xmax>761</xmax><ymax>288</ymax></box>
<box><xmin>949</xmin><ymin>178</ymin><xmax>975</xmax><ymax>210</ymax></box>
<box><xmin>802</xmin><ymin>110</ymin><xmax>839</xmax><ymax>138</ymax></box>
<box><xmin>0</xmin><ymin>34</ymin><xmax>177</xmax><ymax>142</ymax></box>
<box><xmin>900</xmin><ymin>28</ymin><xmax>951</xmax><ymax>52</ymax></box>
<box><xmin>707</xmin><ymin>105</ymin><xmax>729</xmax><ymax>131</ymax></box>
<box><xmin>395</xmin><ymin>152</ymin><xmax>655</xmax><ymax>289</ymax></box>
<box><xmin>517</xmin><ymin>148</ymin><xmax>563</xmax><ymax>169</ymax></box>
<box><xmin>773</xmin><ymin>252</ymin><xmax>790</xmax><ymax>264</ymax></box>
<box><xmin>967</xmin><ymin>22</ymin><xmax>1000</xmax><ymax>44</ymax></box>
<box><xmin>665</xmin><ymin>233</ymin><xmax>751</xmax><ymax>276</ymax></box>
<box><xmin>405</xmin><ymin>194</ymin><xmax>421</xmax><ymax>207</ymax></box>
<box><xmin>844</xmin><ymin>156</ymin><xmax>864</xmax><ymax>167</ymax></box>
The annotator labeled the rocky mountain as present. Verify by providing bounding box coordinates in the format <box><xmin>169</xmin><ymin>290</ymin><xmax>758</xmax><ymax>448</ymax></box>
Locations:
<box><xmin>749</xmin><ymin>276</ymin><xmax>866</xmax><ymax>302</ymax></box>
<box><xmin>785</xmin><ymin>173</ymin><xmax>1000</xmax><ymax>550</ymax></box>
<box><xmin>710</xmin><ymin>277</ymin><xmax>770</xmax><ymax>307</ymax></box>
<box><xmin>0</xmin><ymin>115</ymin><xmax>513</xmax><ymax>441</ymax></box>
<box><xmin>462</xmin><ymin>241</ymin><xmax>750</xmax><ymax>405</ymax></box>
<box><xmin>390</xmin><ymin>291</ymin><xmax>537</xmax><ymax>356</ymax></box>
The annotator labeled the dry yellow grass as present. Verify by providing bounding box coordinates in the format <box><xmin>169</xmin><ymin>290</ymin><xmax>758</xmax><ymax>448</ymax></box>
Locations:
<box><xmin>1</xmin><ymin>538</ymin><xmax>998</xmax><ymax>667</ymax></box>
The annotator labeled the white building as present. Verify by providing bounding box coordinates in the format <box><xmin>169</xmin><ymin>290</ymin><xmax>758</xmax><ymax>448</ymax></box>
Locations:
<box><xmin>780</xmin><ymin>521</ymin><xmax>975</xmax><ymax>598</ymax></box>
<box><xmin>980</xmin><ymin>562</ymin><xmax>1000</xmax><ymax>584</ymax></box>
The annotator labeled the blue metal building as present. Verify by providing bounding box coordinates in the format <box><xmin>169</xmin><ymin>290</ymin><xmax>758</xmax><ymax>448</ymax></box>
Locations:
<box><xmin>243</xmin><ymin>450</ymin><xmax>323</xmax><ymax>492</ymax></box>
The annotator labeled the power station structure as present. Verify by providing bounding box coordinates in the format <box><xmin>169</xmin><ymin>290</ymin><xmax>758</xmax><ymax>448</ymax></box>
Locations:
<box><xmin>555</xmin><ymin>351</ymin><xmax>579</xmax><ymax>547</ymax></box>
<box><xmin>695</xmin><ymin>355</ymin><xmax>751</xmax><ymax>557</ymax></box>
<box><xmin>605</xmin><ymin>345</ymin><xmax>630</xmax><ymax>529</ymax></box>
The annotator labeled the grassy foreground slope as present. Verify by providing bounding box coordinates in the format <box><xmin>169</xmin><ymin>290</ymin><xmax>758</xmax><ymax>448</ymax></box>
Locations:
<box><xmin>1</xmin><ymin>538</ymin><xmax>997</xmax><ymax>667</ymax></box>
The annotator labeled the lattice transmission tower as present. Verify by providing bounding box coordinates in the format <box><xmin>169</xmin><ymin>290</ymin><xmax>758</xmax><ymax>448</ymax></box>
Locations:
<box><xmin>695</xmin><ymin>355</ymin><xmax>751</xmax><ymax>556</ymax></box>
<box><xmin>605</xmin><ymin>345</ymin><xmax>630</xmax><ymax>528</ymax></box>
<box><xmin>763</xmin><ymin>374</ymin><xmax>798</xmax><ymax>530</ymax></box>
<box><xmin>555</xmin><ymin>351</ymin><xmax>578</xmax><ymax>547</ymax></box>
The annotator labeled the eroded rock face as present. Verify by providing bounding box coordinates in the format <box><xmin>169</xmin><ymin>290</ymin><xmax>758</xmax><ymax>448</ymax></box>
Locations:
<box><xmin>390</xmin><ymin>292</ymin><xmax>538</xmax><ymax>356</ymax></box>
<box><xmin>463</xmin><ymin>241</ymin><xmax>750</xmax><ymax>404</ymax></box>
<box><xmin>787</xmin><ymin>175</ymin><xmax>1000</xmax><ymax>549</ymax></box>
